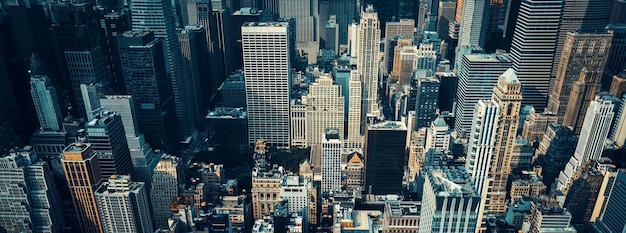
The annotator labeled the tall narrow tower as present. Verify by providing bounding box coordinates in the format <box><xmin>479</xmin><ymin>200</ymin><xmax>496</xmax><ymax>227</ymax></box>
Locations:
<box><xmin>30</xmin><ymin>76</ymin><xmax>63</xmax><ymax>131</ymax></box>
<box><xmin>321</xmin><ymin>130</ymin><xmax>342</xmax><ymax>194</ymax></box>
<box><xmin>345</xmin><ymin>70</ymin><xmax>364</xmax><ymax>151</ymax></box>
<box><xmin>509</xmin><ymin>0</ymin><xmax>562</xmax><ymax>110</ymax></box>
<box><xmin>61</xmin><ymin>143</ymin><xmax>103</xmax><ymax>233</ymax></box>
<box><xmin>130</xmin><ymin>0</ymin><xmax>197</xmax><ymax>139</ymax></box>
<box><xmin>488</xmin><ymin>68</ymin><xmax>522</xmax><ymax>215</ymax></box>
<box><xmin>465</xmin><ymin>99</ymin><xmax>500</xmax><ymax>198</ymax></box>
<box><xmin>556</xmin><ymin>93</ymin><xmax>619</xmax><ymax>193</ymax></box>
<box><xmin>242</xmin><ymin>22</ymin><xmax>292</xmax><ymax>147</ymax></box>
<box><xmin>357</xmin><ymin>5</ymin><xmax>381</xmax><ymax>118</ymax></box>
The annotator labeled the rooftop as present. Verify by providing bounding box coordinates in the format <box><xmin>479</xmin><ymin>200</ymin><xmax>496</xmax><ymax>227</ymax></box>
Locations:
<box><xmin>206</xmin><ymin>107</ymin><xmax>247</xmax><ymax>119</ymax></box>
<box><xmin>243</xmin><ymin>21</ymin><xmax>289</xmax><ymax>27</ymax></box>
<box><xmin>500</xmin><ymin>68</ymin><xmax>519</xmax><ymax>83</ymax></box>
<box><xmin>368</xmin><ymin>121</ymin><xmax>407</xmax><ymax>131</ymax></box>
<box><xmin>423</xmin><ymin>166</ymin><xmax>478</xmax><ymax>198</ymax></box>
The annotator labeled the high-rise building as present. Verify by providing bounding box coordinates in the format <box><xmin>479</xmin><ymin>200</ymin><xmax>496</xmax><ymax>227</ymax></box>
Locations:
<box><xmin>547</xmin><ymin>31</ymin><xmax>613</xmax><ymax>132</ymax></box>
<box><xmin>64</xmin><ymin>48</ymin><xmax>108</xmax><ymax>119</ymax></box>
<box><xmin>100</xmin><ymin>95</ymin><xmax>155</xmax><ymax>185</ymax></box>
<box><xmin>383</xmin><ymin>19</ymin><xmax>415</xmax><ymax>74</ymax></box>
<box><xmin>595</xmin><ymin>171</ymin><xmax>626</xmax><ymax>233</ymax></box>
<box><xmin>30</xmin><ymin>75</ymin><xmax>63</xmax><ymax>131</ymax></box>
<box><xmin>345</xmin><ymin>70</ymin><xmax>364</xmax><ymax>151</ymax></box>
<box><xmin>556</xmin><ymin>93</ymin><xmax>620</xmax><ymax>193</ymax></box>
<box><xmin>419</xmin><ymin>166</ymin><xmax>481</xmax><ymax>233</ymax></box>
<box><xmin>509</xmin><ymin>0</ymin><xmax>562</xmax><ymax>110</ymax></box>
<box><xmin>437</xmin><ymin>0</ymin><xmax>456</xmax><ymax>43</ymax></box>
<box><xmin>321</xmin><ymin>130</ymin><xmax>342</xmax><ymax>193</ymax></box>
<box><xmin>86</xmin><ymin>112</ymin><xmax>133</xmax><ymax>179</ymax></box>
<box><xmin>101</xmin><ymin>11</ymin><xmax>131</xmax><ymax>93</ymax></box>
<box><xmin>454</xmin><ymin>0</ymin><xmax>489</xmax><ymax>69</ymax></box>
<box><xmin>364</xmin><ymin>121</ymin><xmax>407</xmax><ymax>194</ymax></box>
<box><xmin>357</xmin><ymin>5</ymin><xmax>382</xmax><ymax>118</ymax></box>
<box><xmin>425</xmin><ymin>117</ymin><xmax>450</xmax><ymax>153</ymax></box>
<box><xmin>606</xmin><ymin>24</ymin><xmax>626</xmax><ymax>76</ymax></box>
<box><xmin>95</xmin><ymin>175</ymin><xmax>154</xmax><ymax>233</ymax></box>
<box><xmin>130</xmin><ymin>0</ymin><xmax>197</xmax><ymax>139</ymax></box>
<box><xmin>278</xmin><ymin>0</ymin><xmax>319</xmax><ymax>45</ymax></box>
<box><xmin>551</xmin><ymin>0</ymin><xmax>613</xmax><ymax>79</ymax></box>
<box><xmin>562</xmin><ymin>161</ymin><xmax>604</xmax><ymax>224</ymax></box>
<box><xmin>80</xmin><ymin>83</ymin><xmax>103</xmax><ymax>121</ymax></box>
<box><xmin>487</xmin><ymin>68</ymin><xmax>522</xmax><ymax>215</ymax></box>
<box><xmin>61</xmin><ymin>143</ymin><xmax>103</xmax><ymax>233</ymax></box>
<box><xmin>117</xmin><ymin>30</ymin><xmax>178</xmax><ymax>149</ymax></box>
<box><xmin>306</xmin><ymin>75</ymin><xmax>345</xmax><ymax>146</ymax></box>
<box><xmin>0</xmin><ymin>149</ymin><xmax>65</xmax><ymax>233</ymax></box>
<box><xmin>329</xmin><ymin>0</ymin><xmax>357</xmax><ymax>46</ymax></box>
<box><xmin>465</xmin><ymin>99</ymin><xmax>500</xmax><ymax>197</ymax></box>
<box><xmin>151</xmin><ymin>154</ymin><xmax>181</xmax><ymax>229</ymax></box>
<box><xmin>414</xmin><ymin>77</ymin><xmax>440</xmax><ymax>129</ymax></box>
<box><xmin>242</xmin><ymin>22</ymin><xmax>292</xmax><ymax>147</ymax></box>
<box><xmin>178</xmin><ymin>25</ymin><xmax>209</xmax><ymax>128</ymax></box>
<box><xmin>279</xmin><ymin>175</ymin><xmax>315</xmax><ymax>227</ymax></box>
<box><xmin>454</xmin><ymin>53</ymin><xmax>511</xmax><ymax>135</ymax></box>
<box><xmin>325</xmin><ymin>15</ymin><xmax>339</xmax><ymax>53</ymax></box>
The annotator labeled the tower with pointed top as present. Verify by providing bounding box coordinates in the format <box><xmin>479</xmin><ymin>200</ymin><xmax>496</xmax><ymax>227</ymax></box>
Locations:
<box><xmin>487</xmin><ymin>68</ymin><xmax>523</xmax><ymax>216</ymax></box>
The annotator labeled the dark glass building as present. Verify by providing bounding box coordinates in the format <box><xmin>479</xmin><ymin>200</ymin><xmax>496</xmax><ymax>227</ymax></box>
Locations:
<box><xmin>364</xmin><ymin>121</ymin><xmax>407</xmax><ymax>195</ymax></box>
<box><xmin>85</xmin><ymin>112</ymin><xmax>133</xmax><ymax>179</ymax></box>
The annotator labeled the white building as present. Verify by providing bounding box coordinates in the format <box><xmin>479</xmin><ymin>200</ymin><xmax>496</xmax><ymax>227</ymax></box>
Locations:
<box><xmin>454</xmin><ymin>0</ymin><xmax>488</xmax><ymax>70</ymax></box>
<box><xmin>425</xmin><ymin>117</ymin><xmax>450</xmax><ymax>153</ymax></box>
<box><xmin>306</xmin><ymin>76</ymin><xmax>345</xmax><ymax>146</ymax></box>
<box><xmin>30</xmin><ymin>76</ymin><xmax>63</xmax><ymax>131</ymax></box>
<box><xmin>321</xmin><ymin>130</ymin><xmax>342</xmax><ymax>193</ymax></box>
<box><xmin>419</xmin><ymin>166</ymin><xmax>481</xmax><ymax>233</ymax></box>
<box><xmin>0</xmin><ymin>149</ymin><xmax>64</xmax><ymax>233</ymax></box>
<box><xmin>345</xmin><ymin>70</ymin><xmax>364</xmax><ymax>151</ymax></box>
<box><xmin>556</xmin><ymin>93</ymin><xmax>619</xmax><ymax>193</ymax></box>
<box><xmin>510</xmin><ymin>0</ymin><xmax>563</xmax><ymax>110</ymax></box>
<box><xmin>280</xmin><ymin>176</ymin><xmax>314</xmax><ymax>229</ymax></box>
<box><xmin>357</xmin><ymin>5</ymin><xmax>381</xmax><ymax>118</ymax></box>
<box><xmin>96</xmin><ymin>175</ymin><xmax>153</xmax><ymax>233</ymax></box>
<box><xmin>465</xmin><ymin>99</ymin><xmax>500</xmax><ymax>196</ymax></box>
<box><xmin>454</xmin><ymin>53</ymin><xmax>511</xmax><ymax>135</ymax></box>
<box><xmin>243</xmin><ymin>22</ymin><xmax>292</xmax><ymax>147</ymax></box>
<box><xmin>151</xmin><ymin>154</ymin><xmax>180</xmax><ymax>228</ymax></box>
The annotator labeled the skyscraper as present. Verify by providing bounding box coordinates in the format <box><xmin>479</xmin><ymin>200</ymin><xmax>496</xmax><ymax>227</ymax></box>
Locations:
<box><xmin>357</xmin><ymin>5</ymin><xmax>382</xmax><ymax>118</ymax></box>
<box><xmin>306</xmin><ymin>75</ymin><xmax>345</xmax><ymax>146</ymax></box>
<box><xmin>414</xmin><ymin>77</ymin><xmax>440</xmax><ymax>129</ymax></box>
<box><xmin>329</xmin><ymin>0</ymin><xmax>357</xmax><ymax>46</ymax></box>
<box><xmin>0</xmin><ymin>149</ymin><xmax>65</xmax><ymax>233</ymax></box>
<box><xmin>151</xmin><ymin>154</ymin><xmax>181</xmax><ymax>229</ymax></box>
<box><xmin>556</xmin><ymin>93</ymin><xmax>620</xmax><ymax>193</ymax></box>
<box><xmin>419</xmin><ymin>166</ymin><xmax>481</xmax><ymax>233</ymax></box>
<box><xmin>454</xmin><ymin>0</ymin><xmax>489</xmax><ymax>68</ymax></box>
<box><xmin>279</xmin><ymin>0</ymin><xmax>319</xmax><ymax>60</ymax></box>
<box><xmin>117</xmin><ymin>30</ymin><xmax>178</xmax><ymax>149</ymax></box>
<box><xmin>242</xmin><ymin>22</ymin><xmax>292</xmax><ymax>147</ymax></box>
<box><xmin>100</xmin><ymin>95</ymin><xmax>155</xmax><ymax>185</ymax></box>
<box><xmin>509</xmin><ymin>0</ymin><xmax>562</xmax><ymax>110</ymax></box>
<box><xmin>547</xmin><ymin>31</ymin><xmax>613</xmax><ymax>132</ymax></box>
<box><xmin>488</xmin><ymin>68</ymin><xmax>522</xmax><ymax>215</ymax></box>
<box><xmin>465</xmin><ymin>99</ymin><xmax>500</xmax><ymax>197</ymax></box>
<box><xmin>425</xmin><ymin>117</ymin><xmax>450</xmax><ymax>153</ymax></box>
<box><xmin>30</xmin><ymin>75</ymin><xmax>63</xmax><ymax>131</ymax></box>
<box><xmin>321</xmin><ymin>130</ymin><xmax>341</xmax><ymax>193</ymax></box>
<box><xmin>595</xmin><ymin>171</ymin><xmax>626</xmax><ymax>233</ymax></box>
<box><xmin>454</xmin><ymin>53</ymin><xmax>511</xmax><ymax>135</ymax></box>
<box><xmin>551</xmin><ymin>0</ymin><xmax>613</xmax><ymax>79</ymax></box>
<box><xmin>86</xmin><ymin>112</ymin><xmax>133</xmax><ymax>179</ymax></box>
<box><xmin>178</xmin><ymin>25</ymin><xmax>209</xmax><ymax>128</ymax></box>
<box><xmin>364</xmin><ymin>121</ymin><xmax>407</xmax><ymax>195</ymax></box>
<box><xmin>64</xmin><ymin>48</ymin><xmax>108</xmax><ymax>118</ymax></box>
<box><xmin>383</xmin><ymin>19</ymin><xmax>415</xmax><ymax>74</ymax></box>
<box><xmin>346</xmin><ymin>70</ymin><xmax>364</xmax><ymax>151</ymax></box>
<box><xmin>130</xmin><ymin>0</ymin><xmax>197</xmax><ymax>139</ymax></box>
<box><xmin>95</xmin><ymin>175</ymin><xmax>154</xmax><ymax>233</ymax></box>
<box><xmin>61</xmin><ymin>143</ymin><xmax>103</xmax><ymax>233</ymax></box>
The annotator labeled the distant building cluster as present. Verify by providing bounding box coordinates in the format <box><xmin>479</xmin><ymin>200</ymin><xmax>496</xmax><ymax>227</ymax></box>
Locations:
<box><xmin>1</xmin><ymin>0</ymin><xmax>626</xmax><ymax>232</ymax></box>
